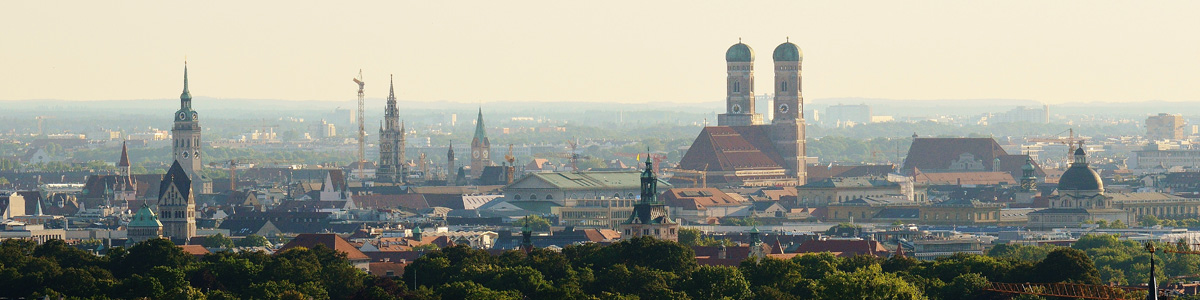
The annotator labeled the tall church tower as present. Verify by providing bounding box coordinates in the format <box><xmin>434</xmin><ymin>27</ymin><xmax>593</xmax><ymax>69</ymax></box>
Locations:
<box><xmin>470</xmin><ymin>108</ymin><xmax>491</xmax><ymax>178</ymax></box>
<box><xmin>158</xmin><ymin>161</ymin><xmax>196</xmax><ymax>241</ymax></box>
<box><xmin>171</xmin><ymin>63</ymin><xmax>208</xmax><ymax>194</ymax></box>
<box><xmin>718</xmin><ymin>41</ymin><xmax>762</xmax><ymax>126</ymax></box>
<box><xmin>619</xmin><ymin>156</ymin><xmax>678</xmax><ymax>241</ymax></box>
<box><xmin>769</xmin><ymin>41</ymin><xmax>807</xmax><ymax>185</ymax></box>
<box><xmin>446</xmin><ymin>141</ymin><xmax>456</xmax><ymax>186</ymax></box>
<box><xmin>377</xmin><ymin>75</ymin><xmax>406</xmax><ymax>184</ymax></box>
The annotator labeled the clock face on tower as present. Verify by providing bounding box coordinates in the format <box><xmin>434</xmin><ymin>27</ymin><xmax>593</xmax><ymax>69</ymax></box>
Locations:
<box><xmin>779</xmin><ymin>103</ymin><xmax>790</xmax><ymax>114</ymax></box>
<box><xmin>192</xmin><ymin>112</ymin><xmax>198</xmax><ymax>120</ymax></box>
<box><xmin>472</xmin><ymin>150</ymin><xmax>480</xmax><ymax>159</ymax></box>
<box><xmin>177</xmin><ymin>112</ymin><xmax>186</xmax><ymax>120</ymax></box>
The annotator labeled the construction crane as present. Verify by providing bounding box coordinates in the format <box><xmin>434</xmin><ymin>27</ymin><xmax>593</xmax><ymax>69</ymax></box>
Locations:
<box><xmin>34</xmin><ymin>116</ymin><xmax>54</xmax><ymax>136</ymax></box>
<box><xmin>564</xmin><ymin>139</ymin><xmax>588</xmax><ymax>172</ymax></box>
<box><xmin>505</xmin><ymin>144</ymin><xmax>516</xmax><ymax>184</ymax></box>
<box><xmin>353</xmin><ymin>70</ymin><xmax>366</xmax><ymax>182</ymax></box>
<box><xmin>1028</xmin><ymin>128</ymin><xmax>1087</xmax><ymax>165</ymax></box>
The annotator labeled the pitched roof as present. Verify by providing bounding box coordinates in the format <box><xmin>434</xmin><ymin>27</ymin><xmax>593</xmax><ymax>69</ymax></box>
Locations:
<box><xmin>902</xmin><ymin>138</ymin><xmax>1008</xmax><ymax>172</ymax></box>
<box><xmin>278</xmin><ymin>233</ymin><xmax>369</xmax><ymax>260</ymax></box>
<box><xmin>353</xmin><ymin>194</ymin><xmax>429</xmax><ymax>210</ymax></box>
<box><xmin>678</xmin><ymin>126</ymin><xmax>786</xmax><ymax>172</ymax></box>
<box><xmin>159</xmin><ymin>161</ymin><xmax>191</xmax><ymax>199</ymax></box>
<box><xmin>793</xmin><ymin>239</ymin><xmax>890</xmax><ymax>257</ymax></box>
<box><xmin>805</xmin><ymin>164</ymin><xmax>895</xmax><ymax>182</ymax></box>
<box><xmin>661</xmin><ymin>188</ymin><xmax>747</xmax><ymax>210</ymax></box>
<box><xmin>800</xmin><ymin>176</ymin><xmax>897</xmax><ymax>189</ymax></box>
<box><xmin>913</xmin><ymin>171</ymin><xmax>1016</xmax><ymax>186</ymax></box>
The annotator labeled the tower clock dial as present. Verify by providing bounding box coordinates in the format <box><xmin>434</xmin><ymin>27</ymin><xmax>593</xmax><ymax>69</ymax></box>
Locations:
<box><xmin>192</xmin><ymin>112</ymin><xmax>198</xmax><ymax>120</ymax></box>
<box><xmin>177</xmin><ymin>111</ymin><xmax>186</xmax><ymax>120</ymax></box>
<box><xmin>779</xmin><ymin>103</ymin><xmax>790</xmax><ymax>114</ymax></box>
<box><xmin>473</xmin><ymin>150</ymin><xmax>480</xmax><ymax>159</ymax></box>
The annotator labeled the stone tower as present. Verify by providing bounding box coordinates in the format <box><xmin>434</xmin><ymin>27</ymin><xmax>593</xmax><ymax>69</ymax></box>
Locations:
<box><xmin>158</xmin><ymin>161</ymin><xmax>196</xmax><ymax>241</ymax></box>
<box><xmin>171</xmin><ymin>63</ymin><xmax>208</xmax><ymax>194</ymax></box>
<box><xmin>718</xmin><ymin>41</ymin><xmax>762</xmax><ymax>126</ymax></box>
<box><xmin>377</xmin><ymin>75</ymin><xmax>406</xmax><ymax>184</ymax></box>
<box><xmin>769</xmin><ymin>41</ymin><xmax>807</xmax><ymax>184</ymax></box>
<box><xmin>470</xmin><ymin>108</ymin><xmax>491</xmax><ymax>178</ymax></box>
<box><xmin>619</xmin><ymin>156</ymin><xmax>678</xmax><ymax>241</ymax></box>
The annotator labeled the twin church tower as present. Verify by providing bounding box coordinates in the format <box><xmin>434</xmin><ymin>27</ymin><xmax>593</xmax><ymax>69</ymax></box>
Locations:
<box><xmin>677</xmin><ymin>40</ymin><xmax>808</xmax><ymax>187</ymax></box>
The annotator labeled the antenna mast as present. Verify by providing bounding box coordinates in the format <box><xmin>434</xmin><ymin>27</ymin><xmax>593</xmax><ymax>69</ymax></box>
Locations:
<box><xmin>353</xmin><ymin>70</ymin><xmax>366</xmax><ymax>182</ymax></box>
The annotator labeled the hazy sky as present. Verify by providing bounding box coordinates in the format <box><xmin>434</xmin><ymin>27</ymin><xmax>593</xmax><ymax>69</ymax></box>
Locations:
<box><xmin>2</xmin><ymin>1</ymin><xmax>1198</xmax><ymax>104</ymax></box>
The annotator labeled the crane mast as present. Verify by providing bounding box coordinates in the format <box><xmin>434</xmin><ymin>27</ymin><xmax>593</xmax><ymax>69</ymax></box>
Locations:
<box><xmin>354</xmin><ymin>70</ymin><xmax>366</xmax><ymax>181</ymax></box>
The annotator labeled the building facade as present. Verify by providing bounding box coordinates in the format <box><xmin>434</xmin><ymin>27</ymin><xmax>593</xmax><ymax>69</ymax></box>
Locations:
<box><xmin>158</xmin><ymin>161</ymin><xmax>197</xmax><ymax>241</ymax></box>
<box><xmin>376</xmin><ymin>76</ymin><xmax>406</xmax><ymax>184</ymax></box>
<box><xmin>1028</xmin><ymin>149</ymin><xmax>1131</xmax><ymax>229</ymax></box>
<box><xmin>1146</xmin><ymin>113</ymin><xmax>1185</xmax><ymax>140</ymax></box>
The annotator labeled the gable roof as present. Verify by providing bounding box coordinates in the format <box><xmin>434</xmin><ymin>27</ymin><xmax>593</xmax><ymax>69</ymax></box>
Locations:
<box><xmin>902</xmin><ymin>138</ymin><xmax>1007</xmax><ymax>172</ymax></box>
<box><xmin>793</xmin><ymin>239</ymin><xmax>890</xmax><ymax>257</ymax></box>
<box><xmin>661</xmin><ymin>188</ymin><xmax>747</xmax><ymax>210</ymax></box>
<box><xmin>278</xmin><ymin>233</ymin><xmax>369</xmax><ymax>260</ymax></box>
<box><xmin>159</xmin><ymin>161</ymin><xmax>192</xmax><ymax>199</ymax></box>
<box><xmin>678</xmin><ymin>126</ymin><xmax>785</xmax><ymax>172</ymax></box>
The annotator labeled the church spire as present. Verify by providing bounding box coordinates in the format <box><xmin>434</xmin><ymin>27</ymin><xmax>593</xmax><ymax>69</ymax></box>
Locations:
<box><xmin>180</xmin><ymin>62</ymin><xmax>192</xmax><ymax>108</ymax></box>
<box><xmin>473</xmin><ymin>107</ymin><xmax>487</xmax><ymax>144</ymax></box>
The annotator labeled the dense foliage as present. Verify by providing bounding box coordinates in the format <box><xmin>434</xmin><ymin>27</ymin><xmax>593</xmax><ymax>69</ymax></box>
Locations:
<box><xmin>1</xmin><ymin>235</ymin><xmax>1185</xmax><ymax>299</ymax></box>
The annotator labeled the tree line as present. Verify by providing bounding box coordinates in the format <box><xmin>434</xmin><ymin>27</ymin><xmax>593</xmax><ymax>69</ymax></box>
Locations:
<box><xmin>6</xmin><ymin>234</ymin><xmax>1200</xmax><ymax>299</ymax></box>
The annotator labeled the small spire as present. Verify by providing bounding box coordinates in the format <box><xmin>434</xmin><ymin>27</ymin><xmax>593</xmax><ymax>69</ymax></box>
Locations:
<box><xmin>786</xmin><ymin>36</ymin><xmax>789</xmax><ymax>42</ymax></box>
<box><xmin>118</xmin><ymin>141</ymin><xmax>131</xmax><ymax>168</ymax></box>
<box><xmin>388</xmin><ymin>74</ymin><xmax>395</xmax><ymax>100</ymax></box>
<box><xmin>180</xmin><ymin>61</ymin><xmax>192</xmax><ymax>104</ymax></box>
<box><xmin>738</xmin><ymin>37</ymin><xmax>742</xmax><ymax>43</ymax></box>
<box><xmin>34</xmin><ymin>197</ymin><xmax>43</xmax><ymax>216</ymax></box>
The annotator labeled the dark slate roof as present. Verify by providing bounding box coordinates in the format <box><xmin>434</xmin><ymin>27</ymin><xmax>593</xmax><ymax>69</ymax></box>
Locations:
<box><xmin>800</xmin><ymin>177</ymin><xmax>897</xmax><ymax>189</ymax></box>
<box><xmin>159</xmin><ymin>160</ymin><xmax>191</xmax><ymax>199</ymax></box>
<box><xmin>1059</xmin><ymin>162</ymin><xmax>1103</xmax><ymax>191</ymax></box>
<box><xmin>901</xmin><ymin>138</ymin><xmax>1008</xmax><ymax>172</ymax></box>
<box><xmin>353</xmin><ymin>194</ymin><xmax>429</xmax><ymax>210</ymax></box>
<box><xmin>805</xmin><ymin>164</ymin><xmax>895</xmax><ymax>182</ymax></box>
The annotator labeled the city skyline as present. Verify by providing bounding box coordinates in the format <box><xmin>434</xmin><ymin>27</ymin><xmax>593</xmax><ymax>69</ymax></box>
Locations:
<box><xmin>2</xmin><ymin>1</ymin><xmax>1199</xmax><ymax>104</ymax></box>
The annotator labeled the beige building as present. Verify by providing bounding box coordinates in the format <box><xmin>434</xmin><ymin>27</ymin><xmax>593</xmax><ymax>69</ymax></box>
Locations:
<box><xmin>1146</xmin><ymin>113</ymin><xmax>1185</xmax><ymax>140</ymax></box>
<box><xmin>794</xmin><ymin>177</ymin><xmax>926</xmax><ymax>207</ymax></box>
<box><xmin>1028</xmin><ymin>149</ymin><xmax>1131</xmax><ymax>229</ymax></box>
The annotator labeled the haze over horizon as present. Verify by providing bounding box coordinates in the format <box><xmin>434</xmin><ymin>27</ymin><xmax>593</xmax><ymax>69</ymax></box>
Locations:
<box><xmin>2</xmin><ymin>1</ymin><xmax>1198</xmax><ymax>104</ymax></box>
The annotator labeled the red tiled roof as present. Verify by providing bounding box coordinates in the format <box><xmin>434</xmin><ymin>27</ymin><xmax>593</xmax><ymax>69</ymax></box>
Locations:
<box><xmin>278</xmin><ymin>233</ymin><xmax>370</xmax><ymax>260</ymax></box>
<box><xmin>368</xmin><ymin>261</ymin><xmax>408</xmax><ymax>277</ymax></box>
<box><xmin>179</xmin><ymin>245</ymin><xmax>211</xmax><ymax>256</ymax></box>
<box><xmin>793</xmin><ymin>239</ymin><xmax>890</xmax><ymax>257</ymax></box>
<box><xmin>661</xmin><ymin>188</ymin><xmax>746</xmax><ymax>210</ymax></box>
<box><xmin>679</xmin><ymin>126</ymin><xmax>785</xmax><ymax>172</ymax></box>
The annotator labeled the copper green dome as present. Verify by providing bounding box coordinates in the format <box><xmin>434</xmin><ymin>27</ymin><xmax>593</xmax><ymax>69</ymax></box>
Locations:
<box><xmin>1058</xmin><ymin>149</ymin><xmax>1103</xmax><ymax>191</ymax></box>
<box><xmin>773</xmin><ymin>42</ymin><xmax>802</xmax><ymax>61</ymax></box>
<box><xmin>726</xmin><ymin>43</ymin><xmax>754</xmax><ymax>62</ymax></box>
<box><xmin>129</xmin><ymin>205</ymin><xmax>162</xmax><ymax>228</ymax></box>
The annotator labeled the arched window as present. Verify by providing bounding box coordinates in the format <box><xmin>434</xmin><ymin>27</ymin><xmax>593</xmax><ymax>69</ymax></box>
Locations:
<box><xmin>530</xmin><ymin>194</ymin><xmax>538</xmax><ymax>200</ymax></box>
<box><xmin>734</xmin><ymin>81</ymin><xmax>741</xmax><ymax>92</ymax></box>
<box><xmin>781</xmin><ymin>81</ymin><xmax>788</xmax><ymax>91</ymax></box>
<box><xmin>545</xmin><ymin>194</ymin><xmax>553</xmax><ymax>200</ymax></box>
<box><xmin>513</xmin><ymin>195</ymin><xmax>522</xmax><ymax>200</ymax></box>
<box><xmin>614</xmin><ymin>193</ymin><xmax>621</xmax><ymax>199</ymax></box>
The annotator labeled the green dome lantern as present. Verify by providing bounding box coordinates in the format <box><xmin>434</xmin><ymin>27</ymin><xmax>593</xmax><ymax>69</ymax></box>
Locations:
<box><xmin>726</xmin><ymin>42</ymin><xmax>754</xmax><ymax>62</ymax></box>
<box><xmin>773</xmin><ymin>41</ymin><xmax>802</xmax><ymax>62</ymax></box>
